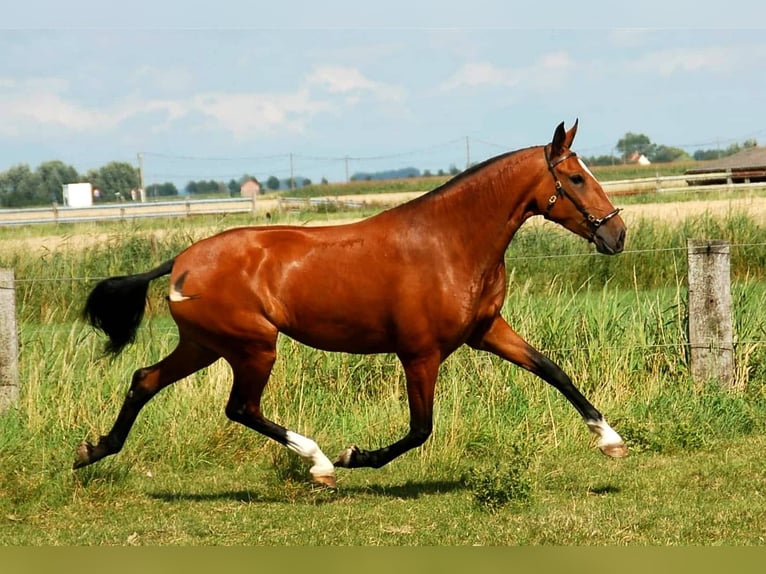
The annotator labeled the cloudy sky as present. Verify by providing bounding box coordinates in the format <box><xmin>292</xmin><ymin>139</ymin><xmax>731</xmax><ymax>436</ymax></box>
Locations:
<box><xmin>2</xmin><ymin>1</ymin><xmax>765</xmax><ymax>187</ymax></box>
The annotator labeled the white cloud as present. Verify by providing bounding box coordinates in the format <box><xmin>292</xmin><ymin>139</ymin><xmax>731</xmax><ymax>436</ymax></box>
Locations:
<box><xmin>0</xmin><ymin>64</ymin><xmax>405</xmax><ymax>140</ymax></box>
<box><xmin>188</xmin><ymin>90</ymin><xmax>330</xmax><ymax>137</ymax></box>
<box><xmin>441</xmin><ymin>51</ymin><xmax>575</xmax><ymax>92</ymax></box>
<box><xmin>0</xmin><ymin>78</ymin><xmax>121</xmax><ymax>135</ymax></box>
<box><xmin>633</xmin><ymin>46</ymin><xmax>732</xmax><ymax>77</ymax></box>
<box><xmin>306</xmin><ymin>65</ymin><xmax>406</xmax><ymax>103</ymax></box>
<box><xmin>442</xmin><ymin>62</ymin><xmax>513</xmax><ymax>90</ymax></box>
<box><xmin>307</xmin><ymin>66</ymin><xmax>378</xmax><ymax>93</ymax></box>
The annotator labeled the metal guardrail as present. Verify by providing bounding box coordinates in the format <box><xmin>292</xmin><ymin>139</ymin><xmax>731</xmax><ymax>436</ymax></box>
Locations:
<box><xmin>0</xmin><ymin>196</ymin><xmax>262</xmax><ymax>226</ymax></box>
<box><xmin>1</xmin><ymin>171</ymin><xmax>764</xmax><ymax>226</ymax></box>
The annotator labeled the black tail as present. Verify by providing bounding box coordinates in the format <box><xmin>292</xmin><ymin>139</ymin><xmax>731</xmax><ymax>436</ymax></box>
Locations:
<box><xmin>83</xmin><ymin>259</ymin><xmax>175</xmax><ymax>355</ymax></box>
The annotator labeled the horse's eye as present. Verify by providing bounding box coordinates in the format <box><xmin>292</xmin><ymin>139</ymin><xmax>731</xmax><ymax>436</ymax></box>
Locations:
<box><xmin>570</xmin><ymin>174</ymin><xmax>585</xmax><ymax>185</ymax></box>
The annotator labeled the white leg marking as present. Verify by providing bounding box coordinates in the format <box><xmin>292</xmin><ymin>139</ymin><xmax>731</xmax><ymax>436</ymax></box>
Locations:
<box><xmin>587</xmin><ymin>419</ymin><xmax>628</xmax><ymax>458</ymax></box>
<box><xmin>285</xmin><ymin>430</ymin><xmax>336</xmax><ymax>481</ymax></box>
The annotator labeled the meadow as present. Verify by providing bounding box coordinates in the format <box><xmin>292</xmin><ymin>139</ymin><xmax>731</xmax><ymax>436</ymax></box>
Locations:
<box><xmin>1</xmin><ymin>195</ymin><xmax>766</xmax><ymax>545</ymax></box>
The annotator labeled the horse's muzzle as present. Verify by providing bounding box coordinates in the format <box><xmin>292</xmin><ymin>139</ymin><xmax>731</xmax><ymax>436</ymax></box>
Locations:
<box><xmin>593</xmin><ymin>224</ymin><xmax>626</xmax><ymax>255</ymax></box>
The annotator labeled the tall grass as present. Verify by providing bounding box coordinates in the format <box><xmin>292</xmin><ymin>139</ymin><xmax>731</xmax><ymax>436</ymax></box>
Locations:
<box><xmin>3</xmin><ymin>212</ymin><xmax>766</xmax><ymax>479</ymax></box>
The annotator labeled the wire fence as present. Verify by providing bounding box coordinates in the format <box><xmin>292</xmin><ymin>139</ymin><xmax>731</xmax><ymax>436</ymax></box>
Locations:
<box><xmin>7</xmin><ymin>240</ymin><xmax>766</xmax><ymax>358</ymax></box>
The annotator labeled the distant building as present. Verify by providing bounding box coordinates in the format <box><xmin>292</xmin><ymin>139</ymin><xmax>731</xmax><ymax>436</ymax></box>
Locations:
<box><xmin>686</xmin><ymin>145</ymin><xmax>766</xmax><ymax>184</ymax></box>
<box><xmin>62</xmin><ymin>183</ymin><xmax>93</xmax><ymax>208</ymax></box>
<box><xmin>627</xmin><ymin>151</ymin><xmax>651</xmax><ymax>165</ymax></box>
<box><xmin>240</xmin><ymin>177</ymin><xmax>262</xmax><ymax>197</ymax></box>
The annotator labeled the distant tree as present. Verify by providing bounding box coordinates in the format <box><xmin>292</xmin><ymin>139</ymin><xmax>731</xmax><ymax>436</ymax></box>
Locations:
<box><xmin>85</xmin><ymin>161</ymin><xmax>139</xmax><ymax>201</ymax></box>
<box><xmin>616</xmin><ymin>132</ymin><xmax>653</xmax><ymax>160</ymax></box>
<box><xmin>694</xmin><ymin>149</ymin><xmax>722</xmax><ymax>161</ymax></box>
<box><xmin>228</xmin><ymin>178</ymin><xmax>240</xmax><ymax>196</ymax></box>
<box><xmin>693</xmin><ymin>139</ymin><xmax>758</xmax><ymax>161</ymax></box>
<box><xmin>185</xmin><ymin>179</ymin><xmax>226</xmax><ymax>195</ymax></box>
<box><xmin>185</xmin><ymin>180</ymin><xmax>199</xmax><ymax>195</ymax></box>
<box><xmin>321</xmin><ymin>177</ymin><xmax>329</xmax><ymax>185</ymax></box>
<box><xmin>302</xmin><ymin>178</ymin><xmax>312</xmax><ymax>187</ymax></box>
<box><xmin>0</xmin><ymin>164</ymin><xmax>46</xmax><ymax>207</ymax></box>
<box><xmin>37</xmin><ymin>160</ymin><xmax>79</xmax><ymax>204</ymax></box>
<box><xmin>449</xmin><ymin>164</ymin><xmax>461</xmax><ymax>176</ymax></box>
<box><xmin>583</xmin><ymin>155</ymin><xmax>618</xmax><ymax>166</ymax></box>
<box><xmin>266</xmin><ymin>175</ymin><xmax>281</xmax><ymax>191</ymax></box>
<box><xmin>649</xmin><ymin>145</ymin><xmax>691</xmax><ymax>163</ymax></box>
<box><xmin>145</xmin><ymin>182</ymin><xmax>178</xmax><ymax>197</ymax></box>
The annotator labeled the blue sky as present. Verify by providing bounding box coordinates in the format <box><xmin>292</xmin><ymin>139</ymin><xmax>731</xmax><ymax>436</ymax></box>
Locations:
<box><xmin>2</xmin><ymin>1</ymin><xmax>766</xmax><ymax>187</ymax></box>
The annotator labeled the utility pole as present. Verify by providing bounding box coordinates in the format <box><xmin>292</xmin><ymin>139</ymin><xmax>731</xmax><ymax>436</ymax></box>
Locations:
<box><xmin>290</xmin><ymin>153</ymin><xmax>295</xmax><ymax>190</ymax></box>
<box><xmin>137</xmin><ymin>152</ymin><xmax>146</xmax><ymax>202</ymax></box>
<box><xmin>345</xmin><ymin>156</ymin><xmax>350</xmax><ymax>183</ymax></box>
<box><xmin>465</xmin><ymin>136</ymin><xmax>471</xmax><ymax>170</ymax></box>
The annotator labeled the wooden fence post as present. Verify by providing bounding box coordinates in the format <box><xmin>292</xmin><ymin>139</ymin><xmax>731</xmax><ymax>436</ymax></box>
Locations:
<box><xmin>0</xmin><ymin>269</ymin><xmax>19</xmax><ymax>412</ymax></box>
<box><xmin>687</xmin><ymin>239</ymin><xmax>734</xmax><ymax>388</ymax></box>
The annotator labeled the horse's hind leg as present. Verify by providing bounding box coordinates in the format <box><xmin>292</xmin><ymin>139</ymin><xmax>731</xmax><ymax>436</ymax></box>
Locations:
<box><xmin>225</xmin><ymin>348</ymin><xmax>336</xmax><ymax>488</ymax></box>
<box><xmin>73</xmin><ymin>339</ymin><xmax>219</xmax><ymax>469</ymax></box>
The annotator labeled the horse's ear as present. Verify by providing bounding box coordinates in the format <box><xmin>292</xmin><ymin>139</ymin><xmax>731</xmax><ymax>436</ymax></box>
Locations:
<box><xmin>551</xmin><ymin>121</ymin><xmax>567</xmax><ymax>156</ymax></box>
<box><xmin>565</xmin><ymin>118</ymin><xmax>579</xmax><ymax>148</ymax></box>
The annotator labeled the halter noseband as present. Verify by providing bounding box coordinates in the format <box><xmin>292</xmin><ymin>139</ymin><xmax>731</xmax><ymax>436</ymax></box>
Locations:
<box><xmin>543</xmin><ymin>147</ymin><xmax>621</xmax><ymax>237</ymax></box>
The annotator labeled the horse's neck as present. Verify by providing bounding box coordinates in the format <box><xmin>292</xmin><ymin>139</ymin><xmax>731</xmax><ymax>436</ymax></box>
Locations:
<box><xmin>398</xmin><ymin>147</ymin><xmax>541</xmax><ymax>259</ymax></box>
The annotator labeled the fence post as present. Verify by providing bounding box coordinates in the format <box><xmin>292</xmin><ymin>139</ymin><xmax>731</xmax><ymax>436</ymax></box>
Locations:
<box><xmin>0</xmin><ymin>269</ymin><xmax>19</xmax><ymax>412</ymax></box>
<box><xmin>686</xmin><ymin>239</ymin><xmax>734</xmax><ymax>388</ymax></box>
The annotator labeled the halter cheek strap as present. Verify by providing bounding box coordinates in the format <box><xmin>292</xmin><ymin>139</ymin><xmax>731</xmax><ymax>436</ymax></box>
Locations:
<box><xmin>543</xmin><ymin>147</ymin><xmax>621</xmax><ymax>236</ymax></box>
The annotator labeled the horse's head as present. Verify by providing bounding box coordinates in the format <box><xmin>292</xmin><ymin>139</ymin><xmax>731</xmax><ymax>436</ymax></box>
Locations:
<box><xmin>538</xmin><ymin>120</ymin><xmax>626</xmax><ymax>255</ymax></box>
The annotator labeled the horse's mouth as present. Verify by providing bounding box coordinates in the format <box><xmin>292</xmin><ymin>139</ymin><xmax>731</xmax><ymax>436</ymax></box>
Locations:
<box><xmin>593</xmin><ymin>227</ymin><xmax>626</xmax><ymax>255</ymax></box>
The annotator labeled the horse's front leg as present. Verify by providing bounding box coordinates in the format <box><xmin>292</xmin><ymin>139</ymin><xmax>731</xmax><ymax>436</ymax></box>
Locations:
<box><xmin>470</xmin><ymin>316</ymin><xmax>627</xmax><ymax>458</ymax></box>
<box><xmin>334</xmin><ymin>352</ymin><xmax>440</xmax><ymax>469</ymax></box>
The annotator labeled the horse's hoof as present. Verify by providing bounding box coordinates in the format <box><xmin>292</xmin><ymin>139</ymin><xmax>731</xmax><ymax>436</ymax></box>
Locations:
<box><xmin>311</xmin><ymin>473</ymin><xmax>337</xmax><ymax>489</ymax></box>
<box><xmin>333</xmin><ymin>445</ymin><xmax>359</xmax><ymax>468</ymax></box>
<box><xmin>599</xmin><ymin>442</ymin><xmax>628</xmax><ymax>458</ymax></box>
<box><xmin>73</xmin><ymin>441</ymin><xmax>94</xmax><ymax>469</ymax></box>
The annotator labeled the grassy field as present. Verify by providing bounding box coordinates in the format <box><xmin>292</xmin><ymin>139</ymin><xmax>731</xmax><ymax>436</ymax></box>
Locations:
<box><xmin>1</xmin><ymin>199</ymin><xmax>766</xmax><ymax>545</ymax></box>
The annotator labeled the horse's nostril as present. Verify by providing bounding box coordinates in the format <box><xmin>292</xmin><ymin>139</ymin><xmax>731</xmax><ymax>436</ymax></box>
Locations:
<box><xmin>617</xmin><ymin>228</ymin><xmax>626</xmax><ymax>251</ymax></box>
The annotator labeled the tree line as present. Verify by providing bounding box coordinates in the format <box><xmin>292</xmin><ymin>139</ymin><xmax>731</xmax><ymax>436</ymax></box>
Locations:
<box><xmin>0</xmin><ymin>161</ymin><xmax>140</xmax><ymax>208</ymax></box>
<box><xmin>0</xmin><ymin>161</ymin><xmax>321</xmax><ymax>208</ymax></box>
<box><xmin>582</xmin><ymin>133</ymin><xmax>757</xmax><ymax>166</ymax></box>
<box><xmin>0</xmin><ymin>133</ymin><xmax>758</xmax><ymax>208</ymax></box>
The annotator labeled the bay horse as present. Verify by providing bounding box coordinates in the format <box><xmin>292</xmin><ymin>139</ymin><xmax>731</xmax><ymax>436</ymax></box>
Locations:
<box><xmin>74</xmin><ymin>120</ymin><xmax>628</xmax><ymax>488</ymax></box>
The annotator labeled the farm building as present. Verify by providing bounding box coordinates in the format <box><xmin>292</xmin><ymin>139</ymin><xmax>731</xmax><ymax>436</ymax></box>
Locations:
<box><xmin>239</xmin><ymin>177</ymin><xmax>262</xmax><ymax>197</ymax></box>
<box><xmin>62</xmin><ymin>183</ymin><xmax>93</xmax><ymax>208</ymax></box>
<box><xmin>627</xmin><ymin>151</ymin><xmax>651</xmax><ymax>165</ymax></box>
<box><xmin>686</xmin><ymin>146</ymin><xmax>766</xmax><ymax>184</ymax></box>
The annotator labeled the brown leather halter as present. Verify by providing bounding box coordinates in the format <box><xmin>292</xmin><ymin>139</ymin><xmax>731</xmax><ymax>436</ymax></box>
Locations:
<box><xmin>543</xmin><ymin>147</ymin><xmax>621</xmax><ymax>239</ymax></box>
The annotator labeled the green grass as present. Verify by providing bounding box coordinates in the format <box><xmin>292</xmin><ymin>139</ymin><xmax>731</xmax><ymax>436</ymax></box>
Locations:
<box><xmin>2</xmin><ymin>209</ymin><xmax>766</xmax><ymax>545</ymax></box>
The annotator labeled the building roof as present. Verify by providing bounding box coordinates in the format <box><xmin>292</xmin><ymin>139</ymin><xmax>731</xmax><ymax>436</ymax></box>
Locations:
<box><xmin>687</xmin><ymin>146</ymin><xmax>766</xmax><ymax>173</ymax></box>
<box><xmin>686</xmin><ymin>146</ymin><xmax>766</xmax><ymax>183</ymax></box>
